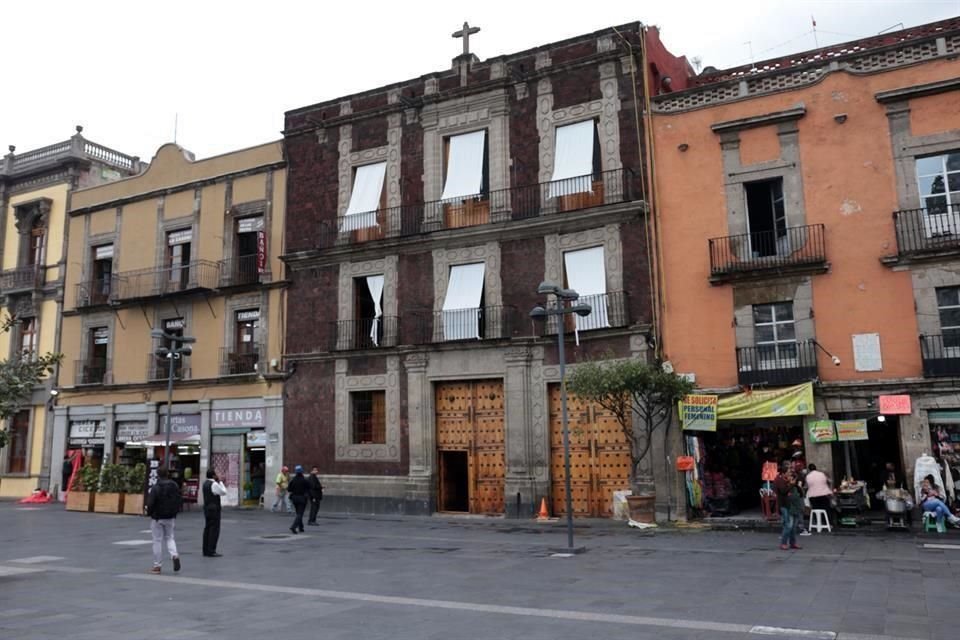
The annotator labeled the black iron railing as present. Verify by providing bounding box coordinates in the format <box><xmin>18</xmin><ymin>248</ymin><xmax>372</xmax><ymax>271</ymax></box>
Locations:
<box><xmin>220</xmin><ymin>255</ymin><xmax>260</xmax><ymax>287</ymax></box>
<box><xmin>318</xmin><ymin>168</ymin><xmax>636</xmax><ymax>248</ymax></box>
<box><xmin>219</xmin><ymin>347</ymin><xmax>261</xmax><ymax>376</ymax></box>
<box><xmin>147</xmin><ymin>354</ymin><xmax>191</xmax><ymax>382</ymax></box>
<box><xmin>113</xmin><ymin>260</ymin><xmax>220</xmax><ymax>301</ymax></box>
<box><xmin>709</xmin><ymin>224</ymin><xmax>827</xmax><ymax>278</ymax></box>
<box><xmin>542</xmin><ymin>291</ymin><xmax>630</xmax><ymax>335</ymax></box>
<box><xmin>920</xmin><ymin>334</ymin><xmax>960</xmax><ymax>377</ymax></box>
<box><xmin>894</xmin><ymin>205</ymin><xmax>960</xmax><ymax>256</ymax></box>
<box><xmin>329</xmin><ymin>316</ymin><xmax>400</xmax><ymax>351</ymax></box>
<box><xmin>736</xmin><ymin>341</ymin><xmax>819</xmax><ymax>387</ymax></box>
<box><xmin>76</xmin><ymin>278</ymin><xmax>115</xmax><ymax>307</ymax></box>
<box><xmin>75</xmin><ymin>358</ymin><xmax>110</xmax><ymax>385</ymax></box>
<box><xmin>0</xmin><ymin>265</ymin><xmax>41</xmax><ymax>292</ymax></box>
<box><xmin>410</xmin><ymin>305</ymin><xmax>521</xmax><ymax>344</ymax></box>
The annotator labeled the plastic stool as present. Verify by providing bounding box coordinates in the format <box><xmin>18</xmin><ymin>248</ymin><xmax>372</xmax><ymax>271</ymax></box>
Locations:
<box><xmin>808</xmin><ymin>509</ymin><xmax>832</xmax><ymax>533</ymax></box>
<box><xmin>923</xmin><ymin>512</ymin><xmax>945</xmax><ymax>533</ymax></box>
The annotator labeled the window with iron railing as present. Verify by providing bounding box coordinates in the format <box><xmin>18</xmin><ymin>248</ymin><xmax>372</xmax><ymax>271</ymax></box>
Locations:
<box><xmin>752</xmin><ymin>302</ymin><xmax>796</xmax><ymax>369</ymax></box>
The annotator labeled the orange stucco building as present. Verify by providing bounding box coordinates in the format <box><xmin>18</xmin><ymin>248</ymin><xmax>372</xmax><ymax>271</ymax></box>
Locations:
<box><xmin>652</xmin><ymin>17</ymin><xmax>960</xmax><ymax>512</ymax></box>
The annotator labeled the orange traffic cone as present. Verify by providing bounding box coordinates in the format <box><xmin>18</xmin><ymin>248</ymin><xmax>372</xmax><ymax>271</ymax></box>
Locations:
<box><xmin>537</xmin><ymin>497</ymin><xmax>549</xmax><ymax>521</ymax></box>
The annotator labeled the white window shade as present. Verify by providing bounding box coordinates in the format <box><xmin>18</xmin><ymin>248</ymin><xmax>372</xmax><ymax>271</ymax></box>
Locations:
<box><xmin>441</xmin><ymin>130</ymin><xmax>486</xmax><ymax>202</ymax></box>
<box><xmin>341</xmin><ymin>162</ymin><xmax>386</xmax><ymax>231</ymax></box>
<box><xmin>564</xmin><ymin>246</ymin><xmax>609</xmax><ymax>332</ymax></box>
<box><xmin>366</xmin><ymin>275</ymin><xmax>385</xmax><ymax>346</ymax></box>
<box><xmin>549</xmin><ymin>120</ymin><xmax>596</xmax><ymax>198</ymax></box>
<box><xmin>441</xmin><ymin>262</ymin><xmax>485</xmax><ymax>340</ymax></box>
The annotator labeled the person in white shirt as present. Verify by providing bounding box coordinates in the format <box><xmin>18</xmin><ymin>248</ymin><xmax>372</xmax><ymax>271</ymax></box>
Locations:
<box><xmin>804</xmin><ymin>464</ymin><xmax>833</xmax><ymax>527</ymax></box>
<box><xmin>202</xmin><ymin>470</ymin><xmax>228</xmax><ymax>557</ymax></box>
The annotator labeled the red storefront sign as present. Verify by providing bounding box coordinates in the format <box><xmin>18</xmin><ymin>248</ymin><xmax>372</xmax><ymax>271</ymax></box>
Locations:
<box><xmin>256</xmin><ymin>230</ymin><xmax>266</xmax><ymax>273</ymax></box>
<box><xmin>879</xmin><ymin>395</ymin><xmax>911</xmax><ymax>415</ymax></box>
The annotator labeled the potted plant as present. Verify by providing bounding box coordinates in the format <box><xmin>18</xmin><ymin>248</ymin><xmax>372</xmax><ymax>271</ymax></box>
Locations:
<box><xmin>568</xmin><ymin>357</ymin><xmax>693</xmax><ymax>523</ymax></box>
<box><xmin>94</xmin><ymin>463</ymin><xmax>126</xmax><ymax>513</ymax></box>
<box><xmin>66</xmin><ymin>462</ymin><xmax>99</xmax><ymax>512</ymax></box>
<box><xmin>123</xmin><ymin>463</ymin><xmax>147</xmax><ymax>515</ymax></box>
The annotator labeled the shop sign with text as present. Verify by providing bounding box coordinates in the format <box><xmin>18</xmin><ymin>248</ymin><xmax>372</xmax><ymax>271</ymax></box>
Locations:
<box><xmin>807</xmin><ymin>420</ymin><xmax>837</xmax><ymax>443</ymax></box>
<box><xmin>69</xmin><ymin>420</ymin><xmax>106</xmax><ymax>445</ymax></box>
<box><xmin>115</xmin><ymin>422</ymin><xmax>152</xmax><ymax>443</ymax></box>
<box><xmin>158</xmin><ymin>414</ymin><xmax>201</xmax><ymax>436</ymax></box>
<box><xmin>879</xmin><ymin>395</ymin><xmax>911</xmax><ymax>415</ymax></box>
<box><xmin>836</xmin><ymin>419</ymin><xmax>869</xmax><ymax>441</ymax></box>
<box><xmin>680</xmin><ymin>394</ymin><xmax>718</xmax><ymax>432</ymax></box>
<box><xmin>212</xmin><ymin>407</ymin><xmax>265</xmax><ymax>429</ymax></box>
<box><xmin>717</xmin><ymin>383</ymin><xmax>814</xmax><ymax>420</ymax></box>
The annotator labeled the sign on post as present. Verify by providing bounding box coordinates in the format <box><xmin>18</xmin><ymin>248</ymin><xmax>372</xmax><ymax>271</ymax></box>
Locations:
<box><xmin>836</xmin><ymin>419</ymin><xmax>869</xmax><ymax>441</ymax></box>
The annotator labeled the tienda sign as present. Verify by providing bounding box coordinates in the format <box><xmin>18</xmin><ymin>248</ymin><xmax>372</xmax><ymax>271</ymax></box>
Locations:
<box><xmin>878</xmin><ymin>395</ymin><xmax>911</xmax><ymax>415</ymax></box>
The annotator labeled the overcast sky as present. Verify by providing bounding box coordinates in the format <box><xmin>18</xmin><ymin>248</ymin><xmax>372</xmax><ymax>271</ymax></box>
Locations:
<box><xmin>3</xmin><ymin>1</ymin><xmax>956</xmax><ymax>161</ymax></box>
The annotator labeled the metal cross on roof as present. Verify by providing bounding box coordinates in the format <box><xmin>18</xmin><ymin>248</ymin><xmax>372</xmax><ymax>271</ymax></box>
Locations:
<box><xmin>452</xmin><ymin>21</ymin><xmax>480</xmax><ymax>56</ymax></box>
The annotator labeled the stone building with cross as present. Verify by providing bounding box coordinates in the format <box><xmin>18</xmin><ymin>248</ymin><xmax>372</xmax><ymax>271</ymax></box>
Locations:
<box><xmin>281</xmin><ymin>24</ymin><xmax>691</xmax><ymax>518</ymax></box>
<box><xmin>0</xmin><ymin>128</ymin><xmax>142</xmax><ymax>497</ymax></box>
<box><xmin>652</xmin><ymin>17</ymin><xmax>960</xmax><ymax>515</ymax></box>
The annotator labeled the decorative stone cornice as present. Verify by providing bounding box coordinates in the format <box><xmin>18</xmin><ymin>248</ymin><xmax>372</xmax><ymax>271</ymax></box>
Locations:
<box><xmin>875</xmin><ymin>76</ymin><xmax>960</xmax><ymax>104</ymax></box>
<box><xmin>710</xmin><ymin>105</ymin><xmax>806</xmax><ymax>134</ymax></box>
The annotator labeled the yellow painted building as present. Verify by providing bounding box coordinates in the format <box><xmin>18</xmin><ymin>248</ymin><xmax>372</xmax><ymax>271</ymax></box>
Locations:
<box><xmin>51</xmin><ymin>142</ymin><xmax>287</xmax><ymax>507</ymax></box>
<box><xmin>0</xmin><ymin>127</ymin><xmax>142</xmax><ymax>497</ymax></box>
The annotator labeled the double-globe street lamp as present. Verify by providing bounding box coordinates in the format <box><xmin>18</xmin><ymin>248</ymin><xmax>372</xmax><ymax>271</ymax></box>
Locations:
<box><xmin>151</xmin><ymin>328</ymin><xmax>196</xmax><ymax>469</ymax></box>
<box><xmin>530</xmin><ymin>282</ymin><xmax>591</xmax><ymax>551</ymax></box>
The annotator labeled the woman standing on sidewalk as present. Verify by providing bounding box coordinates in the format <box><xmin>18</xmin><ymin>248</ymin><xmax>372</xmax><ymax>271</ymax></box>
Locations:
<box><xmin>775</xmin><ymin>467</ymin><xmax>803</xmax><ymax>551</ymax></box>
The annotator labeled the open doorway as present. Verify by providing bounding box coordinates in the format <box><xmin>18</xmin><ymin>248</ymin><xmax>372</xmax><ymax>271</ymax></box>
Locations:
<box><xmin>745</xmin><ymin>178</ymin><xmax>787</xmax><ymax>257</ymax></box>
<box><xmin>439</xmin><ymin>450</ymin><xmax>469</xmax><ymax>512</ymax></box>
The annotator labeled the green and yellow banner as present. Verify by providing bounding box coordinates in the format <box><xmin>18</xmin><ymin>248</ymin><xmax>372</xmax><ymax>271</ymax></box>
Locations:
<box><xmin>807</xmin><ymin>419</ymin><xmax>836</xmax><ymax>443</ymax></box>
<box><xmin>717</xmin><ymin>382</ymin><xmax>815</xmax><ymax>420</ymax></box>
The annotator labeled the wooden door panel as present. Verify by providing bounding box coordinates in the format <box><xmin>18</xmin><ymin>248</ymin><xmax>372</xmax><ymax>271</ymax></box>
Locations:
<box><xmin>436</xmin><ymin>380</ymin><xmax>504</xmax><ymax>515</ymax></box>
<box><xmin>549</xmin><ymin>383</ymin><xmax>631</xmax><ymax>517</ymax></box>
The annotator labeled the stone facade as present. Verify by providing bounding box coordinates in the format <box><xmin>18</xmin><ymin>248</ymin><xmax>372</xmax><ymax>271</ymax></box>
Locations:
<box><xmin>281</xmin><ymin>24</ymin><xmax>684</xmax><ymax>517</ymax></box>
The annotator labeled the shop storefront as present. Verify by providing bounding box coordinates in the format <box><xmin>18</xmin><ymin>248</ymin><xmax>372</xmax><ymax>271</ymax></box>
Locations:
<box><xmin>68</xmin><ymin>420</ymin><xmax>106</xmax><ymax>472</ymax></box>
<box><xmin>928</xmin><ymin>409</ymin><xmax>960</xmax><ymax>510</ymax></box>
<box><xmin>681</xmin><ymin>383</ymin><xmax>814</xmax><ymax>518</ymax></box>
<box><xmin>114</xmin><ymin>421</ymin><xmax>152</xmax><ymax>469</ymax></box>
<box><xmin>211</xmin><ymin>402</ymin><xmax>266</xmax><ymax>507</ymax></box>
<box><xmin>148</xmin><ymin>413</ymin><xmax>202</xmax><ymax>502</ymax></box>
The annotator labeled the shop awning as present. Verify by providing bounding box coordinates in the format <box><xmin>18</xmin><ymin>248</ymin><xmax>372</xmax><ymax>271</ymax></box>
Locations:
<box><xmin>141</xmin><ymin>433</ymin><xmax>201</xmax><ymax>447</ymax></box>
<box><xmin>717</xmin><ymin>382</ymin><xmax>814</xmax><ymax>420</ymax></box>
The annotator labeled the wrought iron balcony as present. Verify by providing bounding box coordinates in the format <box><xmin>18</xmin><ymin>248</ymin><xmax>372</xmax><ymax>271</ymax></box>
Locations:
<box><xmin>329</xmin><ymin>316</ymin><xmax>400</xmax><ymax>351</ymax></box>
<box><xmin>219</xmin><ymin>347</ymin><xmax>262</xmax><ymax>376</ymax></box>
<box><xmin>0</xmin><ymin>265</ymin><xmax>42</xmax><ymax>293</ymax></box>
<box><xmin>736</xmin><ymin>341</ymin><xmax>819</xmax><ymax>387</ymax></box>
<box><xmin>709</xmin><ymin>224</ymin><xmax>827</xmax><ymax>282</ymax></box>
<box><xmin>113</xmin><ymin>260</ymin><xmax>220</xmax><ymax>301</ymax></box>
<box><xmin>542</xmin><ymin>291</ymin><xmax>630</xmax><ymax>335</ymax></box>
<box><xmin>219</xmin><ymin>255</ymin><xmax>261</xmax><ymax>288</ymax></box>
<box><xmin>147</xmin><ymin>354</ymin><xmax>191</xmax><ymax>382</ymax></box>
<box><xmin>75</xmin><ymin>358</ymin><xmax>110</xmax><ymax>385</ymax></box>
<box><xmin>920</xmin><ymin>334</ymin><xmax>960</xmax><ymax>377</ymax></box>
<box><xmin>318</xmin><ymin>168</ymin><xmax>636</xmax><ymax>248</ymax></box>
<box><xmin>410</xmin><ymin>305</ymin><xmax>522</xmax><ymax>344</ymax></box>
<box><xmin>893</xmin><ymin>205</ymin><xmax>960</xmax><ymax>258</ymax></box>
<box><xmin>75</xmin><ymin>278</ymin><xmax>115</xmax><ymax>307</ymax></box>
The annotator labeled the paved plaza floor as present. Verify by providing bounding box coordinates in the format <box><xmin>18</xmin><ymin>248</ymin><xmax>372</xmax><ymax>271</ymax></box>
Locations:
<box><xmin>1</xmin><ymin>501</ymin><xmax>957</xmax><ymax>639</ymax></box>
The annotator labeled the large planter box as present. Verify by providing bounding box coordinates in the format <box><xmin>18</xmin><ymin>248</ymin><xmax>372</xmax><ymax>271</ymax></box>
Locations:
<box><xmin>123</xmin><ymin>493</ymin><xmax>145</xmax><ymax>516</ymax></box>
<box><xmin>66</xmin><ymin>491</ymin><xmax>94</xmax><ymax>512</ymax></box>
<box><xmin>626</xmin><ymin>493</ymin><xmax>656</xmax><ymax>523</ymax></box>
<box><xmin>93</xmin><ymin>492</ymin><xmax>124</xmax><ymax>513</ymax></box>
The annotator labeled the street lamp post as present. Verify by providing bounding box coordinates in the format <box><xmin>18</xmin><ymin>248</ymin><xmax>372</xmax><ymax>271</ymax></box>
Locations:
<box><xmin>151</xmin><ymin>329</ymin><xmax>196</xmax><ymax>469</ymax></box>
<box><xmin>530</xmin><ymin>282</ymin><xmax>591</xmax><ymax>551</ymax></box>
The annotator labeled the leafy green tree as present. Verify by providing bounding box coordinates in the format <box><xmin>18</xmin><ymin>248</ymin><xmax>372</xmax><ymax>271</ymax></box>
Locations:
<box><xmin>567</xmin><ymin>357</ymin><xmax>694</xmax><ymax>491</ymax></box>
<box><xmin>0</xmin><ymin>315</ymin><xmax>62</xmax><ymax>449</ymax></box>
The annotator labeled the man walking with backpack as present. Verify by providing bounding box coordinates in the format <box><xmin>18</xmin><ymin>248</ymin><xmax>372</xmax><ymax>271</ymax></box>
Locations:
<box><xmin>147</xmin><ymin>467</ymin><xmax>182</xmax><ymax>574</ymax></box>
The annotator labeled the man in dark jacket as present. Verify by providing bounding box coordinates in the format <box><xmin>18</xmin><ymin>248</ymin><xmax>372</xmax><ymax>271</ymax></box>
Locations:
<box><xmin>202</xmin><ymin>469</ymin><xmax>227</xmax><ymax>557</ymax></box>
<box><xmin>307</xmin><ymin>466</ymin><xmax>323</xmax><ymax>526</ymax></box>
<box><xmin>286</xmin><ymin>465</ymin><xmax>309</xmax><ymax>534</ymax></box>
<box><xmin>146</xmin><ymin>467</ymin><xmax>182</xmax><ymax>574</ymax></box>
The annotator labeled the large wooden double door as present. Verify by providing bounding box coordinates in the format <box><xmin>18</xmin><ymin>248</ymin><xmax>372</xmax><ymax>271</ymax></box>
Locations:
<box><xmin>549</xmin><ymin>384</ymin><xmax>631</xmax><ymax>517</ymax></box>
<box><xmin>435</xmin><ymin>380</ymin><xmax>505</xmax><ymax>514</ymax></box>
